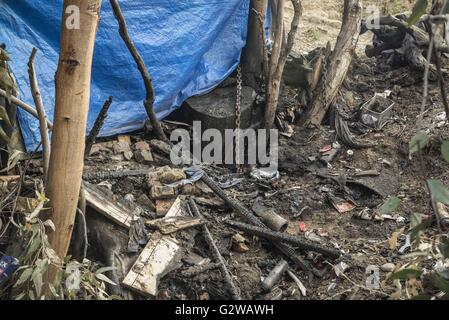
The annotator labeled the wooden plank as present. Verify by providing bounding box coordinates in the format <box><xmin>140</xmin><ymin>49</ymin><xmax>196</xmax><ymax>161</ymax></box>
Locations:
<box><xmin>122</xmin><ymin>197</ymin><xmax>184</xmax><ymax>296</ymax></box>
<box><xmin>83</xmin><ymin>182</ymin><xmax>134</xmax><ymax>228</ymax></box>
<box><xmin>122</xmin><ymin>236</ymin><xmax>181</xmax><ymax>297</ymax></box>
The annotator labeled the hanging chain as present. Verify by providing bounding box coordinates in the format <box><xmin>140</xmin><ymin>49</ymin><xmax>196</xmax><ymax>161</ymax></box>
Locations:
<box><xmin>235</xmin><ymin>65</ymin><xmax>243</xmax><ymax>174</ymax></box>
<box><xmin>321</xmin><ymin>53</ymin><xmax>329</xmax><ymax>109</ymax></box>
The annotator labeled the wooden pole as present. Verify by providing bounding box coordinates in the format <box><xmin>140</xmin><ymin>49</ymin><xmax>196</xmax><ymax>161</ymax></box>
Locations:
<box><xmin>241</xmin><ymin>0</ymin><xmax>268</xmax><ymax>88</ymax></box>
<box><xmin>264</xmin><ymin>0</ymin><xmax>302</xmax><ymax>129</ymax></box>
<box><xmin>46</xmin><ymin>0</ymin><xmax>102</xmax><ymax>274</ymax></box>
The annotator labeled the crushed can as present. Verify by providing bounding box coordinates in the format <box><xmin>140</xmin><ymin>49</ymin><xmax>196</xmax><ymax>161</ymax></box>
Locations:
<box><xmin>0</xmin><ymin>255</ymin><xmax>19</xmax><ymax>285</ymax></box>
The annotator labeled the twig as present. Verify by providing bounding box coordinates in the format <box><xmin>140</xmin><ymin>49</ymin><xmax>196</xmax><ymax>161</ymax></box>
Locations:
<box><xmin>188</xmin><ymin>197</ymin><xmax>242</xmax><ymax>300</ymax></box>
<box><xmin>84</xmin><ymin>96</ymin><xmax>113</xmax><ymax>157</ymax></box>
<box><xmin>27</xmin><ymin>48</ymin><xmax>51</xmax><ymax>183</ymax></box>
<box><xmin>430</xmin><ymin>19</ymin><xmax>449</xmax><ymax>120</ymax></box>
<box><xmin>417</xmin><ymin>0</ymin><xmax>448</xmax><ymax>129</ymax></box>
<box><xmin>0</xmin><ymin>88</ymin><xmax>52</xmax><ymax>129</ymax></box>
<box><xmin>109</xmin><ymin>0</ymin><xmax>168</xmax><ymax>143</ymax></box>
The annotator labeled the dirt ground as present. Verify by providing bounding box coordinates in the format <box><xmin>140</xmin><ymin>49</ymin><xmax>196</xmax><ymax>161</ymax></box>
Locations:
<box><xmin>3</xmin><ymin>0</ymin><xmax>447</xmax><ymax>301</ymax></box>
<box><xmin>77</xmin><ymin>0</ymin><xmax>449</xmax><ymax>301</ymax></box>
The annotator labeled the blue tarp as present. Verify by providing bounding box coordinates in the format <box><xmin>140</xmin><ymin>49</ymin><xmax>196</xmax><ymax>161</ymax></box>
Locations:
<box><xmin>0</xmin><ymin>0</ymin><xmax>250</xmax><ymax>151</ymax></box>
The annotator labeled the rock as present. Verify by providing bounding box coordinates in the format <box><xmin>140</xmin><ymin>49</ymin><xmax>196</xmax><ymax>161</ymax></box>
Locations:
<box><xmin>124</xmin><ymin>194</ymin><xmax>135</xmax><ymax>202</ymax></box>
<box><xmin>117</xmin><ymin>135</ymin><xmax>131</xmax><ymax>144</ymax></box>
<box><xmin>135</xmin><ymin>141</ymin><xmax>150</xmax><ymax>151</ymax></box>
<box><xmin>194</xmin><ymin>197</ymin><xmax>225</xmax><ymax>207</ymax></box>
<box><xmin>231</xmin><ymin>233</ymin><xmax>249</xmax><ymax>253</ymax></box>
<box><xmin>381</xmin><ymin>263</ymin><xmax>395</xmax><ymax>272</ymax></box>
<box><xmin>146</xmin><ymin>166</ymin><xmax>186</xmax><ymax>186</ymax></box>
<box><xmin>156</xmin><ymin>199</ymin><xmax>176</xmax><ymax>217</ymax></box>
<box><xmin>194</xmin><ymin>181</ymin><xmax>214</xmax><ymax>195</ymax></box>
<box><xmin>137</xmin><ymin>193</ymin><xmax>156</xmax><ymax>211</ymax></box>
<box><xmin>113</xmin><ymin>141</ymin><xmax>131</xmax><ymax>154</ymax></box>
<box><xmin>150</xmin><ymin>139</ymin><xmax>172</xmax><ymax>155</ymax></box>
<box><xmin>150</xmin><ymin>185</ymin><xmax>175</xmax><ymax>200</ymax></box>
<box><xmin>134</xmin><ymin>149</ymin><xmax>153</xmax><ymax>164</ymax></box>
<box><xmin>123</xmin><ymin>151</ymin><xmax>134</xmax><ymax>161</ymax></box>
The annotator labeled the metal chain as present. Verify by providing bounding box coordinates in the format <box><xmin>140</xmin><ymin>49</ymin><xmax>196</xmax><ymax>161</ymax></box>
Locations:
<box><xmin>321</xmin><ymin>54</ymin><xmax>329</xmax><ymax>109</ymax></box>
<box><xmin>235</xmin><ymin>65</ymin><xmax>243</xmax><ymax>174</ymax></box>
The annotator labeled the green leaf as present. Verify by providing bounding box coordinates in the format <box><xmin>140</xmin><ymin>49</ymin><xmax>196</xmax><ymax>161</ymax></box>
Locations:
<box><xmin>391</xmin><ymin>268</ymin><xmax>422</xmax><ymax>280</ymax></box>
<box><xmin>442</xmin><ymin>141</ymin><xmax>449</xmax><ymax>163</ymax></box>
<box><xmin>96</xmin><ymin>266</ymin><xmax>117</xmax><ymax>275</ymax></box>
<box><xmin>13</xmin><ymin>267</ymin><xmax>33</xmax><ymax>287</ymax></box>
<box><xmin>95</xmin><ymin>273</ymin><xmax>117</xmax><ymax>286</ymax></box>
<box><xmin>439</xmin><ymin>240</ymin><xmax>449</xmax><ymax>259</ymax></box>
<box><xmin>427</xmin><ymin>180</ymin><xmax>449</xmax><ymax>205</ymax></box>
<box><xmin>409</xmin><ymin>131</ymin><xmax>429</xmax><ymax>156</ymax></box>
<box><xmin>407</xmin><ymin>0</ymin><xmax>428</xmax><ymax>26</ymax></box>
<box><xmin>433</xmin><ymin>274</ymin><xmax>449</xmax><ymax>294</ymax></box>
<box><xmin>410</xmin><ymin>212</ymin><xmax>422</xmax><ymax>229</ymax></box>
<box><xmin>410</xmin><ymin>217</ymin><xmax>432</xmax><ymax>242</ymax></box>
<box><xmin>380</xmin><ymin>197</ymin><xmax>402</xmax><ymax>214</ymax></box>
<box><xmin>411</xmin><ymin>295</ymin><xmax>431</xmax><ymax>300</ymax></box>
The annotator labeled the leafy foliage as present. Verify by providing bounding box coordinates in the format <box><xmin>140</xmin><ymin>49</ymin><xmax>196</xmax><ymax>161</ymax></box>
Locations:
<box><xmin>409</xmin><ymin>131</ymin><xmax>429</xmax><ymax>157</ymax></box>
<box><xmin>380</xmin><ymin>197</ymin><xmax>402</xmax><ymax>214</ymax></box>
<box><xmin>442</xmin><ymin>141</ymin><xmax>449</xmax><ymax>163</ymax></box>
<box><xmin>407</xmin><ymin>0</ymin><xmax>428</xmax><ymax>26</ymax></box>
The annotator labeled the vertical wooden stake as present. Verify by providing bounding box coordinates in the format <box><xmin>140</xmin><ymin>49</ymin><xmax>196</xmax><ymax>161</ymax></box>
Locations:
<box><xmin>46</xmin><ymin>0</ymin><xmax>102</xmax><ymax>276</ymax></box>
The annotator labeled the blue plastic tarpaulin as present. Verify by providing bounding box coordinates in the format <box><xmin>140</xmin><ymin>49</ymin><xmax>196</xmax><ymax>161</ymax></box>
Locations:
<box><xmin>0</xmin><ymin>0</ymin><xmax>250</xmax><ymax>151</ymax></box>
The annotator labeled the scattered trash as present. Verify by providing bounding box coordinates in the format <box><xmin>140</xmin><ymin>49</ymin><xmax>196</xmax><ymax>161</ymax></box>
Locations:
<box><xmin>287</xmin><ymin>269</ymin><xmax>307</xmax><ymax>297</ymax></box>
<box><xmin>252</xmin><ymin>198</ymin><xmax>288</xmax><ymax>232</ymax></box>
<box><xmin>360</xmin><ymin>91</ymin><xmax>394</xmax><ymax>129</ymax></box>
<box><xmin>334</xmin><ymin>261</ymin><xmax>349</xmax><ymax>277</ymax></box>
<box><xmin>0</xmin><ymin>255</ymin><xmax>19</xmax><ymax>285</ymax></box>
<box><xmin>261</xmin><ymin>259</ymin><xmax>289</xmax><ymax>292</ymax></box>
<box><xmin>250</xmin><ymin>168</ymin><xmax>280</xmax><ymax>181</ymax></box>
<box><xmin>327</xmin><ymin>193</ymin><xmax>355</xmax><ymax>213</ymax></box>
<box><xmin>146</xmin><ymin>216</ymin><xmax>204</xmax><ymax>235</ymax></box>
<box><xmin>299</xmin><ymin>221</ymin><xmax>306</xmax><ymax>232</ymax></box>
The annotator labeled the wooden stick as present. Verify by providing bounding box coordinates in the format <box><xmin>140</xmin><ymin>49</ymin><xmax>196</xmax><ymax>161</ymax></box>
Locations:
<box><xmin>109</xmin><ymin>0</ymin><xmax>168</xmax><ymax>143</ymax></box>
<box><xmin>0</xmin><ymin>88</ymin><xmax>53</xmax><ymax>129</ymax></box>
<box><xmin>84</xmin><ymin>96</ymin><xmax>112</xmax><ymax>157</ymax></box>
<box><xmin>188</xmin><ymin>198</ymin><xmax>242</xmax><ymax>300</ymax></box>
<box><xmin>264</xmin><ymin>0</ymin><xmax>302</xmax><ymax>129</ymax></box>
<box><xmin>46</xmin><ymin>0</ymin><xmax>102</xmax><ymax>287</ymax></box>
<box><xmin>27</xmin><ymin>48</ymin><xmax>51</xmax><ymax>183</ymax></box>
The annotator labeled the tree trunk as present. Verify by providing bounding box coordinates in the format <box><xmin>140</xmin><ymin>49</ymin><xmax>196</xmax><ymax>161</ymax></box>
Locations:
<box><xmin>302</xmin><ymin>0</ymin><xmax>362</xmax><ymax>127</ymax></box>
<box><xmin>46</xmin><ymin>0</ymin><xmax>102</xmax><ymax>279</ymax></box>
<box><xmin>241</xmin><ymin>0</ymin><xmax>268</xmax><ymax>88</ymax></box>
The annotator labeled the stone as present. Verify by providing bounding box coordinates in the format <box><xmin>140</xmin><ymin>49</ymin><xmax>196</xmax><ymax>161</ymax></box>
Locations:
<box><xmin>123</xmin><ymin>151</ymin><xmax>134</xmax><ymax>161</ymax></box>
<box><xmin>150</xmin><ymin>185</ymin><xmax>175</xmax><ymax>200</ymax></box>
<box><xmin>146</xmin><ymin>166</ymin><xmax>186</xmax><ymax>186</ymax></box>
<box><xmin>113</xmin><ymin>141</ymin><xmax>131</xmax><ymax>154</ymax></box>
<box><xmin>117</xmin><ymin>135</ymin><xmax>131</xmax><ymax>144</ymax></box>
<box><xmin>156</xmin><ymin>199</ymin><xmax>176</xmax><ymax>217</ymax></box>
<box><xmin>150</xmin><ymin>139</ymin><xmax>172</xmax><ymax>155</ymax></box>
<box><xmin>134</xmin><ymin>149</ymin><xmax>153</xmax><ymax>163</ymax></box>
<box><xmin>137</xmin><ymin>193</ymin><xmax>156</xmax><ymax>212</ymax></box>
<box><xmin>381</xmin><ymin>263</ymin><xmax>395</xmax><ymax>272</ymax></box>
<box><xmin>135</xmin><ymin>141</ymin><xmax>150</xmax><ymax>151</ymax></box>
<box><xmin>231</xmin><ymin>233</ymin><xmax>249</xmax><ymax>253</ymax></box>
